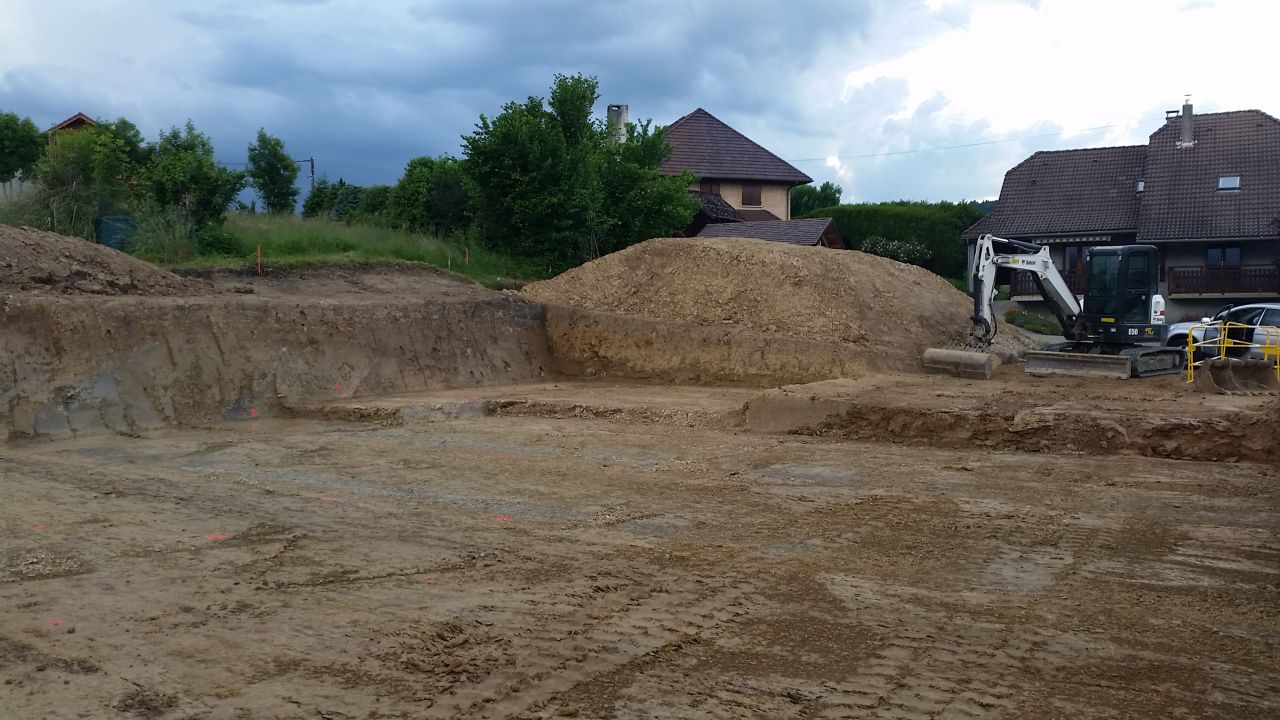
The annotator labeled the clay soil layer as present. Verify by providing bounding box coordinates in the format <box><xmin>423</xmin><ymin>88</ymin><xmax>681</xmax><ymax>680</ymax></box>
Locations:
<box><xmin>2</xmin><ymin>386</ymin><xmax>1277</xmax><ymax>719</ymax></box>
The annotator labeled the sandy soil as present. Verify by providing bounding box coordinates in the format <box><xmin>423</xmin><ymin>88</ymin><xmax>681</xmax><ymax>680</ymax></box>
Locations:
<box><xmin>2</xmin><ymin>385</ymin><xmax>1276</xmax><ymax>719</ymax></box>
<box><xmin>523</xmin><ymin>237</ymin><xmax>1039</xmax><ymax>367</ymax></box>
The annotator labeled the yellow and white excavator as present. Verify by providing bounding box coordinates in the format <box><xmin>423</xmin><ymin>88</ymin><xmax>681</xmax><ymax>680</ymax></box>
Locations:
<box><xmin>964</xmin><ymin>233</ymin><xmax>1184</xmax><ymax>379</ymax></box>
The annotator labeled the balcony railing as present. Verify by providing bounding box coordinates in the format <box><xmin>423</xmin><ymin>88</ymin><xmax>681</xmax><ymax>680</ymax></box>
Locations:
<box><xmin>1168</xmin><ymin>265</ymin><xmax>1279</xmax><ymax>296</ymax></box>
<box><xmin>1010</xmin><ymin>269</ymin><xmax>1084</xmax><ymax>298</ymax></box>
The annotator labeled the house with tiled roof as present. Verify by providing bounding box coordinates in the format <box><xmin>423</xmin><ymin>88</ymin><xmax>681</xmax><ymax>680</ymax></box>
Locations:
<box><xmin>964</xmin><ymin>102</ymin><xmax>1280</xmax><ymax>319</ymax></box>
<box><xmin>697</xmin><ymin>217</ymin><xmax>844</xmax><ymax>248</ymax></box>
<box><xmin>659</xmin><ymin>108</ymin><xmax>812</xmax><ymax>225</ymax></box>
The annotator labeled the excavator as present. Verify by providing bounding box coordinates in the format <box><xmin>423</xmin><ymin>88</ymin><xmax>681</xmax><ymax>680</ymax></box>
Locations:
<box><xmin>964</xmin><ymin>233</ymin><xmax>1185</xmax><ymax>379</ymax></box>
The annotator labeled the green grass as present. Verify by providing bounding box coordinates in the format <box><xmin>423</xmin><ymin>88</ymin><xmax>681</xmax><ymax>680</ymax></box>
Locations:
<box><xmin>1003</xmin><ymin>308</ymin><xmax>1062</xmax><ymax>336</ymax></box>
<box><xmin>158</xmin><ymin>214</ymin><xmax>543</xmax><ymax>287</ymax></box>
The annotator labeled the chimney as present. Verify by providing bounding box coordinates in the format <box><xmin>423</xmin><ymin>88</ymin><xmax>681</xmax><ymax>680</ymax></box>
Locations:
<box><xmin>606</xmin><ymin>104</ymin><xmax>629</xmax><ymax>143</ymax></box>
<box><xmin>1178</xmin><ymin>97</ymin><xmax>1195</xmax><ymax>149</ymax></box>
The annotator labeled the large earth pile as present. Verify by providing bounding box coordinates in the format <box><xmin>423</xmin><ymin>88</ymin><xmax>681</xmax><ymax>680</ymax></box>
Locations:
<box><xmin>524</xmin><ymin>237</ymin><xmax>1034</xmax><ymax>364</ymax></box>
<box><xmin>0</xmin><ymin>224</ymin><xmax>202</xmax><ymax>296</ymax></box>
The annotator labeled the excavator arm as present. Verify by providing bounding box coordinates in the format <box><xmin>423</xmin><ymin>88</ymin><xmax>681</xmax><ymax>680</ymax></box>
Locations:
<box><xmin>969</xmin><ymin>234</ymin><xmax>1085</xmax><ymax>345</ymax></box>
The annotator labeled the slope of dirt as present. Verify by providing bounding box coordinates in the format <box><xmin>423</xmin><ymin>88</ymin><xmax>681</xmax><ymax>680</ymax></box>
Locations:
<box><xmin>0</xmin><ymin>224</ymin><xmax>206</xmax><ymax>296</ymax></box>
<box><xmin>524</xmin><ymin>237</ymin><xmax>1035</xmax><ymax>367</ymax></box>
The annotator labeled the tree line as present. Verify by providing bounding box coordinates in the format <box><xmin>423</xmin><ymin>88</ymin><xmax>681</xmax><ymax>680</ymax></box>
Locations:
<box><xmin>300</xmin><ymin>74</ymin><xmax>695</xmax><ymax>274</ymax></box>
<box><xmin>0</xmin><ymin>110</ymin><xmax>300</xmax><ymax>256</ymax></box>
<box><xmin>3</xmin><ymin>75</ymin><xmax>987</xmax><ymax>279</ymax></box>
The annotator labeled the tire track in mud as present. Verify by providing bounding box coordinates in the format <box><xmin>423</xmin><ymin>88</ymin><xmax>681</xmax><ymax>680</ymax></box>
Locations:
<box><xmin>425</xmin><ymin>573</ymin><xmax>758</xmax><ymax>719</ymax></box>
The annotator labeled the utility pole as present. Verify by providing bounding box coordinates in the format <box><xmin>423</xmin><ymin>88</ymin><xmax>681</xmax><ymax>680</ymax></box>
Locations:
<box><xmin>292</xmin><ymin>157</ymin><xmax>315</xmax><ymax>191</ymax></box>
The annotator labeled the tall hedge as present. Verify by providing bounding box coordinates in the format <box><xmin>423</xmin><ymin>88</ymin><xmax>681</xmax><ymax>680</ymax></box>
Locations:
<box><xmin>802</xmin><ymin>201</ymin><xmax>982</xmax><ymax>278</ymax></box>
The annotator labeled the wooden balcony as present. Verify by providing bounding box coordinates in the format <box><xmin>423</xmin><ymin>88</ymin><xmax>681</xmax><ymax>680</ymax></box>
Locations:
<box><xmin>1010</xmin><ymin>269</ymin><xmax>1084</xmax><ymax>299</ymax></box>
<box><xmin>1167</xmin><ymin>265</ymin><xmax>1279</xmax><ymax>297</ymax></box>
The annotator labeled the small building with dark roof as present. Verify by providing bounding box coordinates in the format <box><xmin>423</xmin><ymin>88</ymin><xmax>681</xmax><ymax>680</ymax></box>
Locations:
<box><xmin>964</xmin><ymin>103</ymin><xmax>1280</xmax><ymax>318</ymax></box>
<box><xmin>48</xmin><ymin>112</ymin><xmax>97</xmax><ymax>133</ymax></box>
<box><xmin>697</xmin><ymin>217</ymin><xmax>844</xmax><ymax>249</ymax></box>
<box><xmin>660</xmin><ymin>108</ymin><xmax>812</xmax><ymax>222</ymax></box>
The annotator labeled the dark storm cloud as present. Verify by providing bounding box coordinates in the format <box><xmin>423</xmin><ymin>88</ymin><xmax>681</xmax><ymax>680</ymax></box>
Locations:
<box><xmin>0</xmin><ymin>1</ymin><xmax>933</xmax><ymax>196</ymax></box>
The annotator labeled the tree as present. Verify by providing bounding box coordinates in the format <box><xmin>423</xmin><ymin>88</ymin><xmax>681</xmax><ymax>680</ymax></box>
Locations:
<box><xmin>302</xmin><ymin>176</ymin><xmax>335</xmax><ymax>218</ymax></box>
<box><xmin>0</xmin><ymin>111</ymin><xmax>44</xmax><ymax>191</ymax></box>
<box><xmin>141</xmin><ymin>121</ymin><xmax>245</xmax><ymax>229</ymax></box>
<box><xmin>31</xmin><ymin>126</ymin><xmax>134</xmax><ymax>237</ymax></box>
<box><xmin>790</xmin><ymin>181</ymin><xmax>843</xmax><ymax>217</ymax></box>
<box><xmin>463</xmin><ymin>73</ymin><xmax>694</xmax><ymax>271</ymax></box>
<box><xmin>247</xmin><ymin>128</ymin><xmax>300</xmax><ymax>213</ymax></box>
<box><xmin>389</xmin><ymin>155</ymin><xmax>469</xmax><ymax>235</ymax></box>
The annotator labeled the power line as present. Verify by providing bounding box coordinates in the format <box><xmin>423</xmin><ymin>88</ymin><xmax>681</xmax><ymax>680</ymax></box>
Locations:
<box><xmin>790</xmin><ymin>123</ymin><xmax>1122</xmax><ymax>163</ymax></box>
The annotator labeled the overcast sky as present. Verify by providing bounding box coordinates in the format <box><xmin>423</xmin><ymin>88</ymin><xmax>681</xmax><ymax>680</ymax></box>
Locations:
<box><xmin>2</xmin><ymin>0</ymin><xmax>1276</xmax><ymax>203</ymax></box>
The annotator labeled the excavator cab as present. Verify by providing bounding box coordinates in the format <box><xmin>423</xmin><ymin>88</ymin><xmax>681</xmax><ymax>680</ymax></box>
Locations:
<box><xmin>1081</xmin><ymin>246</ymin><xmax>1164</xmax><ymax>345</ymax></box>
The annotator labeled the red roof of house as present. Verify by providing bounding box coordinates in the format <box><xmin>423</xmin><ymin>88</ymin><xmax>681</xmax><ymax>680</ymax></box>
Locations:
<box><xmin>659</xmin><ymin>108</ymin><xmax>812</xmax><ymax>185</ymax></box>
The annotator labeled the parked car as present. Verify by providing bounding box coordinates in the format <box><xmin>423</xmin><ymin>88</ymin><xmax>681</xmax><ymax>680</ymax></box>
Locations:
<box><xmin>1165</xmin><ymin>303</ymin><xmax>1280</xmax><ymax>359</ymax></box>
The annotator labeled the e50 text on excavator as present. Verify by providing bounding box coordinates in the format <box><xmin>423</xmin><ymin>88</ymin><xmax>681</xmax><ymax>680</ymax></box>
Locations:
<box><xmin>968</xmin><ymin>234</ymin><xmax>1185</xmax><ymax>379</ymax></box>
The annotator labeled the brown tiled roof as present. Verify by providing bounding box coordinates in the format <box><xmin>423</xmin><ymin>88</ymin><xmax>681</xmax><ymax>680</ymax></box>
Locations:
<box><xmin>690</xmin><ymin>191</ymin><xmax>742</xmax><ymax>222</ymax></box>
<box><xmin>961</xmin><ymin>145</ymin><xmax>1145</xmax><ymax>239</ymax></box>
<box><xmin>697</xmin><ymin>217</ymin><xmax>835</xmax><ymax>246</ymax></box>
<box><xmin>738</xmin><ymin>209</ymin><xmax>780</xmax><ymax>222</ymax></box>
<box><xmin>1137</xmin><ymin>110</ymin><xmax>1280</xmax><ymax>241</ymax></box>
<box><xmin>659</xmin><ymin>108</ymin><xmax>813</xmax><ymax>185</ymax></box>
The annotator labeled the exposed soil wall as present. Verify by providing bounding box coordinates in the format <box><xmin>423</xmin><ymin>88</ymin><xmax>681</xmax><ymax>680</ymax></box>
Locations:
<box><xmin>1</xmin><ymin>294</ymin><xmax>551</xmax><ymax>439</ymax></box>
<box><xmin>543</xmin><ymin>305</ymin><xmax>874</xmax><ymax>386</ymax></box>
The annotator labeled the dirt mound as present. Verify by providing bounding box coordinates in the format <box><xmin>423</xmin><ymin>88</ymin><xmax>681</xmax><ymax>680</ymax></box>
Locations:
<box><xmin>0</xmin><ymin>224</ymin><xmax>203</xmax><ymax>296</ymax></box>
<box><xmin>524</xmin><ymin>237</ymin><xmax>1033</xmax><ymax>367</ymax></box>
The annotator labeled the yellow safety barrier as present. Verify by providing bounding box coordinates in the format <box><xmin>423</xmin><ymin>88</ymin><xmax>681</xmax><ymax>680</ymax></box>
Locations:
<box><xmin>1185</xmin><ymin>322</ymin><xmax>1280</xmax><ymax>393</ymax></box>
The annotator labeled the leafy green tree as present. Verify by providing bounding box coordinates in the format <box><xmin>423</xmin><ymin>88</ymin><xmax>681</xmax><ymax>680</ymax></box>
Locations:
<box><xmin>302</xmin><ymin>176</ymin><xmax>334</xmax><ymax>218</ymax></box>
<box><xmin>389</xmin><ymin>155</ymin><xmax>469</xmax><ymax>235</ymax></box>
<box><xmin>790</xmin><ymin>181</ymin><xmax>842</xmax><ymax>217</ymax></box>
<box><xmin>97</xmin><ymin>117</ymin><xmax>150</xmax><ymax>166</ymax></box>
<box><xmin>141</xmin><ymin>121</ymin><xmax>245</xmax><ymax>229</ymax></box>
<box><xmin>358</xmin><ymin>184</ymin><xmax>392</xmax><ymax>219</ymax></box>
<box><xmin>247</xmin><ymin>128</ymin><xmax>300</xmax><ymax>213</ymax></box>
<box><xmin>0</xmin><ymin>111</ymin><xmax>44</xmax><ymax>189</ymax></box>
<box><xmin>31</xmin><ymin>126</ymin><xmax>135</xmax><ymax>237</ymax></box>
<box><xmin>595</xmin><ymin>119</ymin><xmax>696</xmax><ymax>256</ymax></box>
<box><xmin>463</xmin><ymin>73</ymin><xmax>693</xmax><ymax>271</ymax></box>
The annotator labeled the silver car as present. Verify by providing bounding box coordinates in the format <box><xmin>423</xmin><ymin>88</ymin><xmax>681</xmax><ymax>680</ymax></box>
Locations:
<box><xmin>1165</xmin><ymin>303</ymin><xmax>1280</xmax><ymax>359</ymax></box>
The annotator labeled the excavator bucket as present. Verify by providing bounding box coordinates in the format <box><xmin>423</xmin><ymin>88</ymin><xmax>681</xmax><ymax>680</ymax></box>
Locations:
<box><xmin>1233</xmin><ymin>359</ymin><xmax>1280</xmax><ymax>394</ymax></box>
<box><xmin>1024</xmin><ymin>350</ymin><xmax>1132</xmax><ymax>379</ymax></box>
<box><xmin>1192</xmin><ymin>358</ymin><xmax>1280</xmax><ymax>395</ymax></box>
<box><xmin>1193</xmin><ymin>358</ymin><xmax>1234</xmax><ymax>394</ymax></box>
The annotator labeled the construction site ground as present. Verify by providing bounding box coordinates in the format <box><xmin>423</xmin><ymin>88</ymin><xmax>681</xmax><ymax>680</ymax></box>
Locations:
<box><xmin>3</xmin><ymin>371</ymin><xmax>1278</xmax><ymax>720</ymax></box>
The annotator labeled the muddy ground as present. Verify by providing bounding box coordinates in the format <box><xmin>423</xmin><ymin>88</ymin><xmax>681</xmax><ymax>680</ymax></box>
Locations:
<box><xmin>2</xmin><ymin>378</ymin><xmax>1277</xmax><ymax>719</ymax></box>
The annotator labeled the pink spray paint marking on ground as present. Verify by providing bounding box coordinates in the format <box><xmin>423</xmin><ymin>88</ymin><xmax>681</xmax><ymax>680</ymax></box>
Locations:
<box><xmin>335</xmin><ymin>382</ymin><xmax>347</xmax><ymax>398</ymax></box>
<box><xmin>320</xmin><ymin>495</ymin><xmax>335</xmax><ymax>502</ymax></box>
<box><xmin>248</xmin><ymin>407</ymin><xmax>259</xmax><ymax>418</ymax></box>
<box><xmin>204</xmin><ymin>533</ymin><xmax>231</xmax><ymax>541</ymax></box>
<box><xmin>46</xmin><ymin>619</ymin><xmax>62</xmax><ymax>628</ymax></box>
<box><xmin>496</xmin><ymin>515</ymin><xmax>513</xmax><ymax>523</ymax></box>
<box><xmin>420</xmin><ymin>578</ymin><xmax>438</xmax><ymax>585</ymax></box>
<box><xmin>32</xmin><ymin>523</ymin><xmax>49</xmax><ymax>530</ymax></box>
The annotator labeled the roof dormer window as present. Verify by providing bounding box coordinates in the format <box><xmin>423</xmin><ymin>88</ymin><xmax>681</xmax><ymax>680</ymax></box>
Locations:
<box><xmin>1136</xmin><ymin>180</ymin><xmax>1145</xmax><ymax>193</ymax></box>
<box><xmin>1217</xmin><ymin>175</ymin><xmax>1241</xmax><ymax>191</ymax></box>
